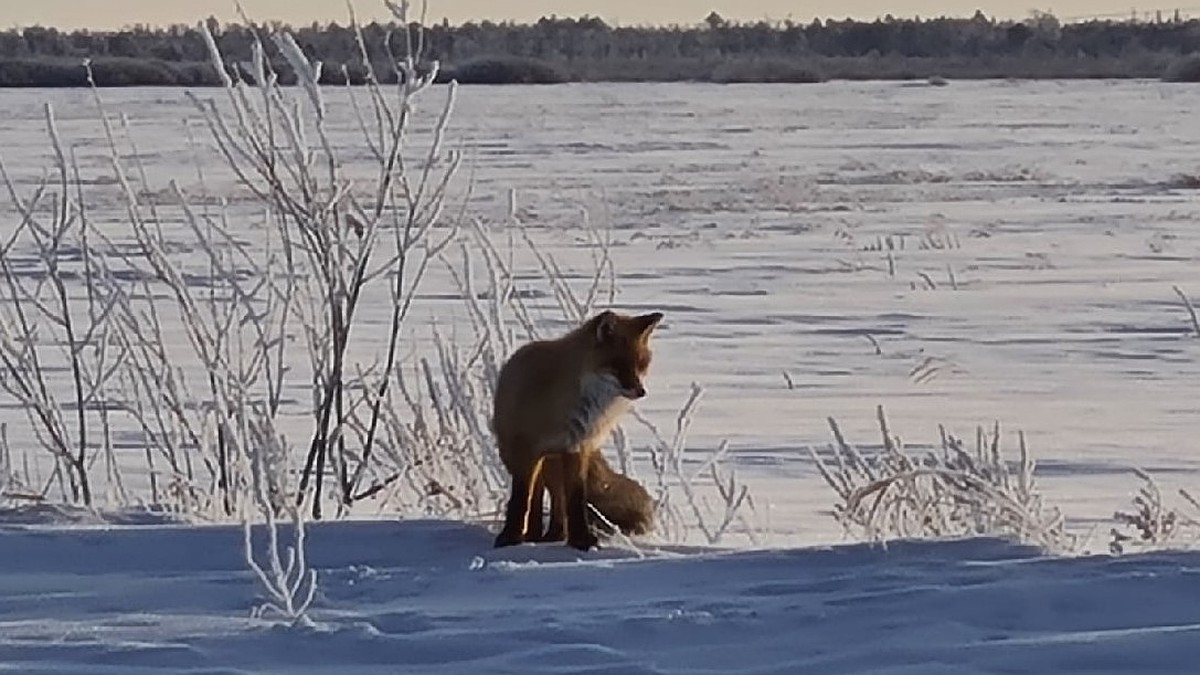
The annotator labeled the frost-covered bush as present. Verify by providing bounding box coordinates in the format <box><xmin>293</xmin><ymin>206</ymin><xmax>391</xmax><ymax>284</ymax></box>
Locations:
<box><xmin>812</xmin><ymin>406</ymin><xmax>1074</xmax><ymax>554</ymax></box>
<box><xmin>1109</xmin><ymin>468</ymin><xmax>1200</xmax><ymax>554</ymax></box>
<box><xmin>0</xmin><ymin>423</ymin><xmax>35</xmax><ymax>504</ymax></box>
<box><xmin>242</xmin><ymin>417</ymin><xmax>317</xmax><ymax>628</ymax></box>
<box><xmin>0</xmin><ymin>0</ymin><xmax>463</xmax><ymax>521</ymax></box>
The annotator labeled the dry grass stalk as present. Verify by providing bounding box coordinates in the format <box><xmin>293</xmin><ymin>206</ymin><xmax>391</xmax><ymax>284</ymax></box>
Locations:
<box><xmin>1172</xmin><ymin>285</ymin><xmax>1200</xmax><ymax>337</ymax></box>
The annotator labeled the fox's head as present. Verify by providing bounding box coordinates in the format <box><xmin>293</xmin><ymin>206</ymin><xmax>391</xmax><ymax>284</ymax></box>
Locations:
<box><xmin>585</xmin><ymin>310</ymin><xmax>664</xmax><ymax>400</ymax></box>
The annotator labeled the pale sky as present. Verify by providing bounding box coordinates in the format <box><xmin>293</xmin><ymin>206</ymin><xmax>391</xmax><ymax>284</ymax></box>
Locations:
<box><xmin>0</xmin><ymin>1</ymin><xmax>1176</xmax><ymax>31</ymax></box>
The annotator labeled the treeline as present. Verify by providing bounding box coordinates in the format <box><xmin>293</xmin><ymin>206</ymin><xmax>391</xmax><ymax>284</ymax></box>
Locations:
<box><xmin>2</xmin><ymin>10</ymin><xmax>1200</xmax><ymax>86</ymax></box>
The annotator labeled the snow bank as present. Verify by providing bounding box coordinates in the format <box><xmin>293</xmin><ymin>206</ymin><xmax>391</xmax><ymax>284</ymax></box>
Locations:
<box><xmin>1</xmin><ymin>518</ymin><xmax>1197</xmax><ymax>673</ymax></box>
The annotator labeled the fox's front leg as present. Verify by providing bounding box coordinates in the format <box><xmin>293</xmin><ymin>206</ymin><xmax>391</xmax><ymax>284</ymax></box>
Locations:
<box><xmin>535</xmin><ymin>426</ymin><xmax>598</xmax><ymax>549</ymax></box>
<box><xmin>494</xmin><ymin>455</ymin><xmax>546</xmax><ymax>548</ymax></box>
<box><xmin>560</xmin><ymin>451</ymin><xmax>599</xmax><ymax>551</ymax></box>
<box><xmin>532</xmin><ymin>431</ymin><xmax>579</xmax><ymax>543</ymax></box>
<box><xmin>526</xmin><ymin>459</ymin><xmax>548</xmax><ymax>542</ymax></box>
<box><xmin>538</xmin><ymin>455</ymin><xmax>568</xmax><ymax>542</ymax></box>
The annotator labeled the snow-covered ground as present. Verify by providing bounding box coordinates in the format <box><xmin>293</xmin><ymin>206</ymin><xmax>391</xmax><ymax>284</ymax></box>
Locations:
<box><xmin>2</xmin><ymin>79</ymin><xmax>1200</xmax><ymax>671</ymax></box>
<box><xmin>2</xmin><ymin>514</ymin><xmax>1199</xmax><ymax>674</ymax></box>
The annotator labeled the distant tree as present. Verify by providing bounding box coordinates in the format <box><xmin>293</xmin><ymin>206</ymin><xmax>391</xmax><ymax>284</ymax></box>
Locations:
<box><xmin>1</xmin><ymin>11</ymin><xmax>1198</xmax><ymax>86</ymax></box>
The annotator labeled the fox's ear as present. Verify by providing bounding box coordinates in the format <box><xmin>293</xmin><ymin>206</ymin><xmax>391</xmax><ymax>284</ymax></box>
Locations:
<box><xmin>636</xmin><ymin>312</ymin><xmax>664</xmax><ymax>338</ymax></box>
<box><xmin>593</xmin><ymin>310</ymin><xmax>618</xmax><ymax>343</ymax></box>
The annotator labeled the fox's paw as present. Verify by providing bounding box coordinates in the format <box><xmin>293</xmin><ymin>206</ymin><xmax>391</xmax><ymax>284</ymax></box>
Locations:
<box><xmin>566</xmin><ymin>531</ymin><xmax>599</xmax><ymax>552</ymax></box>
<box><xmin>535</xmin><ymin>523</ymin><xmax>565</xmax><ymax>543</ymax></box>
<box><xmin>493</xmin><ymin>528</ymin><xmax>526</xmax><ymax>548</ymax></box>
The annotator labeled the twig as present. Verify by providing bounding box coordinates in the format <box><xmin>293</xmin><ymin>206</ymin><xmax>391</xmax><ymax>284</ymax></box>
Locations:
<box><xmin>1172</xmin><ymin>285</ymin><xmax>1200</xmax><ymax>337</ymax></box>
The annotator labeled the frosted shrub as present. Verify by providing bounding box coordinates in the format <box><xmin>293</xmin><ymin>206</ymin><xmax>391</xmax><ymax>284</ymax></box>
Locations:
<box><xmin>0</xmin><ymin>0</ymin><xmax>465</xmax><ymax>622</ymax></box>
<box><xmin>187</xmin><ymin>5</ymin><xmax>461</xmax><ymax>520</ymax></box>
<box><xmin>0</xmin><ymin>423</ymin><xmax>36</xmax><ymax>504</ymax></box>
<box><xmin>0</xmin><ymin>103</ymin><xmax>128</xmax><ymax>508</ymax></box>
<box><xmin>812</xmin><ymin>406</ymin><xmax>1074</xmax><ymax>554</ymax></box>
<box><xmin>242</xmin><ymin>415</ymin><xmax>317</xmax><ymax>628</ymax></box>
<box><xmin>1109</xmin><ymin>468</ymin><xmax>1200</xmax><ymax>554</ymax></box>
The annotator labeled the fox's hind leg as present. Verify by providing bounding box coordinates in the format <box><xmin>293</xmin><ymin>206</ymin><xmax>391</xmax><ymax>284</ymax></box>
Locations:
<box><xmin>494</xmin><ymin>454</ymin><xmax>546</xmax><ymax>548</ymax></box>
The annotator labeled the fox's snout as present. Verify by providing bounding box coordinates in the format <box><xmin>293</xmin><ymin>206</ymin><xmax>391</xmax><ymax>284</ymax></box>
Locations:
<box><xmin>623</xmin><ymin>384</ymin><xmax>647</xmax><ymax>400</ymax></box>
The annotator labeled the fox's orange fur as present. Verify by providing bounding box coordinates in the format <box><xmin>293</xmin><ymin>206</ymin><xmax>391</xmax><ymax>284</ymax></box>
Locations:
<box><xmin>491</xmin><ymin>310</ymin><xmax>663</xmax><ymax>550</ymax></box>
<box><xmin>580</xmin><ymin>452</ymin><xmax>655</xmax><ymax>536</ymax></box>
<box><xmin>534</xmin><ymin>451</ymin><xmax>655</xmax><ymax>542</ymax></box>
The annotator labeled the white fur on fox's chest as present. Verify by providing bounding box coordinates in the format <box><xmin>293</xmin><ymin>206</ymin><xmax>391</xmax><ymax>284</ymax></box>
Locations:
<box><xmin>544</xmin><ymin>372</ymin><xmax>628</xmax><ymax>454</ymax></box>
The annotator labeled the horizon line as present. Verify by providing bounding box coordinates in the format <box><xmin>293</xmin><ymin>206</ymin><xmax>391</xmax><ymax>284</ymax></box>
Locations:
<box><xmin>4</xmin><ymin>8</ymin><xmax>1192</xmax><ymax>34</ymax></box>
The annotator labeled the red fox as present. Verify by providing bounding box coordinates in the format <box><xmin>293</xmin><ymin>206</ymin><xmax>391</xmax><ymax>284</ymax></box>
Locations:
<box><xmin>491</xmin><ymin>310</ymin><xmax>663</xmax><ymax>550</ymax></box>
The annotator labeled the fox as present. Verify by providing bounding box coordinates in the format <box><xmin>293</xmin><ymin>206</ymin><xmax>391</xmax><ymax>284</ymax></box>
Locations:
<box><xmin>491</xmin><ymin>309</ymin><xmax>664</xmax><ymax>551</ymax></box>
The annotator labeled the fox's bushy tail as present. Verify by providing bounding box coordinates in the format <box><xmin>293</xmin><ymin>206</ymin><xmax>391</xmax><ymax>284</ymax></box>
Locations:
<box><xmin>586</xmin><ymin>452</ymin><xmax>655</xmax><ymax>536</ymax></box>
